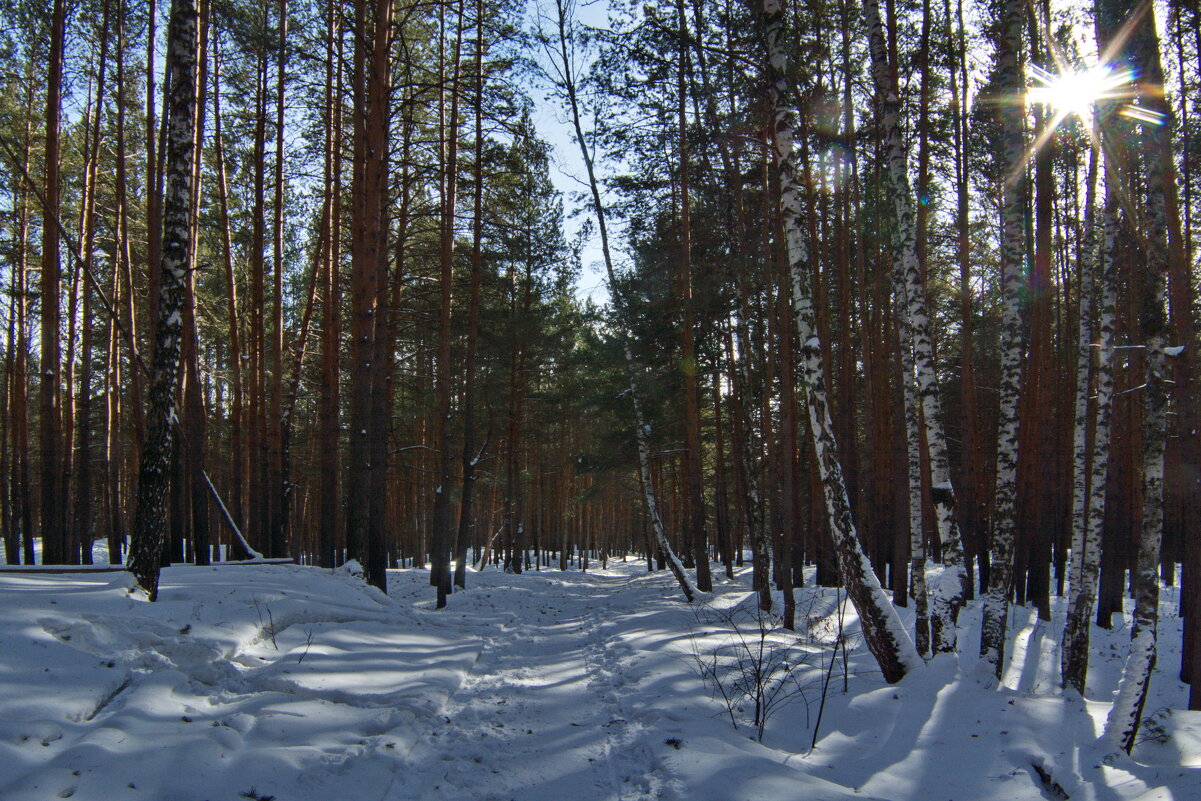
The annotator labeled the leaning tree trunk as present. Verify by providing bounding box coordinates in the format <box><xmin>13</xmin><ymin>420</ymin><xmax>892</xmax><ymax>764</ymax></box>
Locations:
<box><xmin>978</xmin><ymin>0</ymin><xmax>1028</xmax><ymax>680</ymax></box>
<box><xmin>552</xmin><ymin>0</ymin><xmax>696</xmax><ymax>602</ymax></box>
<box><xmin>863</xmin><ymin>0</ymin><xmax>969</xmax><ymax>655</ymax></box>
<box><xmin>127</xmin><ymin>0</ymin><xmax>200</xmax><ymax>600</ymax></box>
<box><xmin>764</xmin><ymin>0</ymin><xmax>920</xmax><ymax>684</ymax></box>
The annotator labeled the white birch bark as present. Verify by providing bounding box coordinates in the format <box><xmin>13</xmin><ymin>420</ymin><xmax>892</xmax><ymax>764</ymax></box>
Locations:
<box><xmin>979</xmin><ymin>0</ymin><xmax>1028</xmax><ymax>680</ymax></box>
<box><xmin>1103</xmin><ymin>0</ymin><xmax>1175</xmax><ymax>751</ymax></box>
<box><xmin>548</xmin><ymin>0</ymin><xmax>697</xmax><ymax>602</ymax></box>
<box><xmin>862</xmin><ymin>0</ymin><xmax>968</xmax><ymax>655</ymax></box>
<box><xmin>1062</xmin><ymin>152</ymin><xmax>1110</xmax><ymax>695</ymax></box>
<box><xmin>128</xmin><ymin>0</ymin><xmax>199</xmax><ymax>600</ymax></box>
<box><xmin>1105</xmin><ymin>279</ymin><xmax>1168</xmax><ymax>752</ymax></box>
<box><xmin>900</xmin><ymin>296</ymin><xmax>929</xmax><ymax>658</ymax></box>
<box><xmin>765</xmin><ymin>0</ymin><xmax>920</xmax><ymax>683</ymax></box>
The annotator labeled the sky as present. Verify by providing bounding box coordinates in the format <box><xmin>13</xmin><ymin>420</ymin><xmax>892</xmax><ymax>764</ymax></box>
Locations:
<box><xmin>525</xmin><ymin>0</ymin><xmax>617</xmax><ymax>307</ymax></box>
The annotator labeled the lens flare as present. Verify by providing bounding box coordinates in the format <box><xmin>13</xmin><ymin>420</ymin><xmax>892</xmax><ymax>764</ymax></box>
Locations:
<box><xmin>1027</xmin><ymin>62</ymin><xmax>1136</xmax><ymax>125</ymax></box>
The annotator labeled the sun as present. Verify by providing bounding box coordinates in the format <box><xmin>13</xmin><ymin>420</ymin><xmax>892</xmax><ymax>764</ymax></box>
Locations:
<box><xmin>1027</xmin><ymin>62</ymin><xmax>1136</xmax><ymax>126</ymax></box>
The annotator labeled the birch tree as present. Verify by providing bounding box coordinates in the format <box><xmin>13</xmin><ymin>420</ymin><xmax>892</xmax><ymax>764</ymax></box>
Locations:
<box><xmin>1062</xmin><ymin>153</ymin><xmax>1116</xmax><ymax>696</ymax></box>
<box><xmin>541</xmin><ymin>0</ymin><xmax>698</xmax><ymax>603</ymax></box>
<box><xmin>978</xmin><ymin>0</ymin><xmax>1028</xmax><ymax>680</ymax></box>
<box><xmin>128</xmin><ymin>0</ymin><xmax>201</xmax><ymax>599</ymax></box>
<box><xmin>862</xmin><ymin>0</ymin><xmax>969</xmax><ymax>655</ymax></box>
<box><xmin>764</xmin><ymin>0</ymin><xmax>920</xmax><ymax>683</ymax></box>
<box><xmin>1101</xmin><ymin>0</ymin><xmax>1177</xmax><ymax>753</ymax></box>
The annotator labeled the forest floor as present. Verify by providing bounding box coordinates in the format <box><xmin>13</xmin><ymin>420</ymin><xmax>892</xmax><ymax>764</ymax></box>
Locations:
<box><xmin>0</xmin><ymin>557</ymin><xmax>1198</xmax><ymax>801</ymax></box>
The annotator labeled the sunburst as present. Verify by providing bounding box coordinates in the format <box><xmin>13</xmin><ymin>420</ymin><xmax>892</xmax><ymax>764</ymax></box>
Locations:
<box><xmin>1027</xmin><ymin>62</ymin><xmax>1137</xmax><ymax>129</ymax></box>
<box><xmin>1011</xmin><ymin>2</ymin><xmax>1163</xmax><ymax>186</ymax></box>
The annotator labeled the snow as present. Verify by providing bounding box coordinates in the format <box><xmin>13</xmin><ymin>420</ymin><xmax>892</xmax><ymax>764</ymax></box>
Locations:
<box><xmin>1</xmin><ymin>559</ymin><xmax>1198</xmax><ymax>800</ymax></box>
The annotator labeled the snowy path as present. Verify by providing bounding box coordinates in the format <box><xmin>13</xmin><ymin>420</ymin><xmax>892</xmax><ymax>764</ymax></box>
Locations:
<box><xmin>393</xmin><ymin>570</ymin><xmax>680</xmax><ymax>800</ymax></box>
<box><xmin>2</xmin><ymin>560</ymin><xmax>1199</xmax><ymax>801</ymax></box>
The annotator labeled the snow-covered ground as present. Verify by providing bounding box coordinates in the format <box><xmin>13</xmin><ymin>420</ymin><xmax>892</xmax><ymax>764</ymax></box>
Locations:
<box><xmin>1</xmin><ymin>558</ymin><xmax>1197</xmax><ymax>800</ymax></box>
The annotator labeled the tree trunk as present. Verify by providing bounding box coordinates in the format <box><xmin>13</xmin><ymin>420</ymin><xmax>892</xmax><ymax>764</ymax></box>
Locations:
<box><xmin>946</xmin><ymin>0</ymin><xmax>985</xmax><ymax>593</ymax></box>
<box><xmin>552</xmin><ymin>0</ymin><xmax>696</xmax><ymax>602</ymax></box>
<box><xmin>979</xmin><ymin>0</ymin><xmax>1028</xmax><ymax>680</ymax></box>
<box><xmin>73</xmin><ymin>0</ymin><xmax>113</xmax><ymax>565</ymax></box>
<box><xmin>12</xmin><ymin>100</ymin><xmax>35</xmax><ymax>564</ymax></box>
<box><xmin>765</xmin><ymin>0</ymin><xmax>919</xmax><ymax>683</ymax></box>
<box><xmin>268</xmin><ymin>0</ymin><xmax>289</xmax><ymax>558</ymax></box>
<box><xmin>863</xmin><ymin>0</ymin><xmax>969</xmax><ymax>655</ymax></box>
<box><xmin>1101</xmin><ymin>0</ymin><xmax>1176</xmax><ymax>752</ymax></box>
<box><xmin>212</xmin><ymin>32</ymin><xmax>246</xmax><ymax>539</ymax></box>
<box><xmin>128</xmin><ymin>0</ymin><xmax>201</xmax><ymax>599</ymax></box>
<box><xmin>317</xmin><ymin>0</ymin><xmax>343</xmax><ymax>569</ymax></box>
<box><xmin>430</xmin><ymin>0</ymin><xmax>464</xmax><ymax>604</ymax></box>
<box><xmin>454</xmin><ymin>0</ymin><xmax>486</xmax><ymax>589</ymax></box>
<box><xmin>346</xmin><ymin>0</ymin><xmax>392</xmax><ymax>591</ymax></box>
<box><xmin>40</xmin><ymin>0</ymin><xmax>67</xmax><ymax>565</ymax></box>
<box><xmin>675</xmin><ymin>0</ymin><xmax>712</xmax><ymax>594</ymax></box>
<box><xmin>1063</xmin><ymin>150</ymin><xmax>1111</xmax><ymax>695</ymax></box>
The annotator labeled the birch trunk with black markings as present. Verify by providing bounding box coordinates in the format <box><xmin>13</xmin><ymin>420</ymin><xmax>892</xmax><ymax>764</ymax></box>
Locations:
<box><xmin>764</xmin><ymin>0</ymin><xmax>919</xmax><ymax>683</ymax></box>
<box><xmin>128</xmin><ymin>0</ymin><xmax>200</xmax><ymax>599</ymax></box>
<box><xmin>863</xmin><ymin>0</ymin><xmax>968</xmax><ymax>655</ymax></box>
<box><xmin>979</xmin><ymin>0</ymin><xmax>1028</xmax><ymax>680</ymax></box>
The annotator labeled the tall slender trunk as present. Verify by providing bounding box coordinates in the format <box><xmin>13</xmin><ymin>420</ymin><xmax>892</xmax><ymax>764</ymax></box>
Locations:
<box><xmin>12</xmin><ymin>93</ymin><xmax>35</xmax><ymax>565</ymax></box>
<box><xmin>317</xmin><ymin>0</ymin><xmax>342</xmax><ymax>568</ymax></box>
<box><xmin>431</xmin><ymin>0</ymin><xmax>464</xmax><ymax>604</ymax></box>
<box><xmin>979</xmin><ymin>0</ymin><xmax>1029</xmax><ymax>680</ymax></box>
<box><xmin>765</xmin><ymin>0</ymin><xmax>919</xmax><ymax>683</ymax></box>
<box><xmin>183</xmin><ymin>0</ymin><xmax>210</xmax><ymax>564</ymax></box>
<box><xmin>712</xmin><ymin>373</ymin><xmax>734</xmax><ymax>579</ymax></box>
<box><xmin>1164</xmin><ymin>1</ymin><xmax>1201</xmax><ymax>705</ymax></box>
<box><xmin>249</xmin><ymin>38</ymin><xmax>268</xmax><ymax>553</ymax></box>
<box><xmin>675</xmin><ymin>0</ymin><xmax>712</xmax><ymax>593</ymax></box>
<box><xmin>347</xmin><ymin>0</ymin><xmax>391</xmax><ymax>591</ymax></box>
<box><xmin>212</xmin><ymin>33</ymin><xmax>246</xmax><ymax>537</ymax></box>
<box><xmin>454</xmin><ymin>0</ymin><xmax>485</xmax><ymax>589</ymax></box>
<box><xmin>113</xmin><ymin>0</ymin><xmax>143</xmax><ymax>557</ymax></box>
<box><xmin>946</xmin><ymin>0</ymin><xmax>984</xmax><ymax>591</ymax></box>
<box><xmin>104</xmin><ymin>222</ymin><xmax>124</xmax><ymax>564</ymax></box>
<box><xmin>551</xmin><ymin>0</ymin><xmax>696</xmax><ymax>602</ymax></box>
<box><xmin>1015</xmin><ymin>1</ymin><xmax>1055</xmax><ymax>621</ymax></box>
<box><xmin>503</xmin><ymin>259</ymin><xmax>531</xmax><ymax>575</ymax></box>
<box><xmin>128</xmin><ymin>0</ymin><xmax>201</xmax><ymax>599</ymax></box>
<box><xmin>4</xmin><ymin>119</ymin><xmax>35</xmax><ymax>563</ymax></box>
<box><xmin>1101</xmin><ymin>0</ymin><xmax>1177</xmax><ymax>752</ymax></box>
<box><xmin>146</xmin><ymin>0</ymin><xmax>162</xmax><ymax>337</ymax></box>
<box><xmin>863</xmin><ymin>0</ymin><xmax>969</xmax><ymax>655</ymax></box>
<box><xmin>1063</xmin><ymin>149</ymin><xmax>1109</xmax><ymax>694</ymax></box>
<box><xmin>268</xmin><ymin>0</ymin><xmax>288</xmax><ymax>557</ymax></box>
<box><xmin>73</xmin><ymin>0</ymin><xmax>113</xmax><ymax>565</ymax></box>
<box><xmin>40</xmin><ymin>0</ymin><xmax>67</xmax><ymax>564</ymax></box>
<box><xmin>901</xmin><ymin>303</ymin><xmax>927</xmax><ymax>654</ymax></box>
